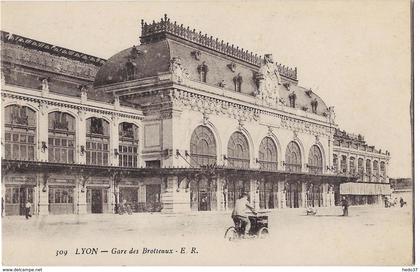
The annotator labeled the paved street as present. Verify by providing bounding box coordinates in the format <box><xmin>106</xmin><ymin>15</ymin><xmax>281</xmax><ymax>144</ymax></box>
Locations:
<box><xmin>2</xmin><ymin>205</ymin><xmax>413</xmax><ymax>266</ymax></box>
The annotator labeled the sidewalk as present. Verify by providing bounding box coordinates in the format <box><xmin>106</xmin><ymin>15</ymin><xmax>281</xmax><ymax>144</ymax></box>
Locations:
<box><xmin>1</xmin><ymin>204</ymin><xmax>388</xmax><ymax>223</ymax></box>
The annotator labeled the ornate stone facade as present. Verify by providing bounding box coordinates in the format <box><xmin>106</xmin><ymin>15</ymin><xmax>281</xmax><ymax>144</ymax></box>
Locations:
<box><xmin>0</xmin><ymin>15</ymin><xmax>390</xmax><ymax>216</ymax></box>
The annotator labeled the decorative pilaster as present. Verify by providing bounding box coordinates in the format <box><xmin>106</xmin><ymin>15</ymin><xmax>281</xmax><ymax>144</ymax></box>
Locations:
<box><xmin>110</xmin><ymin>114</ymin><xmax>119</xmax><ymax>166</ymax></box>
<box><xmin>250</xmin><ymin>178</ymin><xmax>259</xmax><ymax>210</ymax></box>
<box><xmin>38</xmin><ymin>173</ymin><xmax>49</xmax><ymax>215</ymax></box>
<box><xmin>277</xmin><ymin>181</ymin><xmax>286</xmax><ymax>209</ymax></box>
<box><xmin>161</xmin><ymin>176</ymin><xmax>190</xmax><ymax>213</ymax></box>
<box><xmin>301</xmin><ymin>182</ymin><xmax>307</xmax><ymax>208</ymax></box>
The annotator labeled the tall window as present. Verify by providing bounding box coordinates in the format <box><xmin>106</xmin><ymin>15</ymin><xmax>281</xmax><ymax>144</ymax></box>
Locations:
<box><xmin>366</xmin><ymin>159</ymin><xmax>372</xmax><ymax>182</ymax></box>
<box><xmin>285</xmin><ymin>141</ymin><xmax>302</xmax><ymax>172</ymax></box>
<box><xmin>333</xmin><ymin>154</ymin><xmax>338</xmax><ymax>173</ymax></box>
<box><xmin>358</xmin><ymin>158</ymin><xmax>364</xmax><ymax>179</ymax></box>
<box><xmin>308</xmin><ymin>145</ymin><xmax>323</xmax><ymax>174</ymax></box>
<box><xmin>233</xmin><ymin>73</ymin><xmax>242</xmax><ymax>92</ymax></box>
<box><xmin>258</xmin><ymin>137</ymin><xmax>278</xmax><ymax>171</ymax></box>
<box><xmin>259</xmin><ymin>179</ymin><xmax>278</xmax><ymax>209</ymax></box>
<box><xmin>190</xmin><ymin>126</ymin><xmax>217</xmax><ymax>167</ymax></box>
<box><xmin>380</xmin><ymin>161</ymin><xmax>386</xmax><ymax>182</ymax></box>
<box><xmin>197</xmin><ymin>62</ymin><xmax>208</xmax><ymax>83</ymax></box>
<box><xmin>349</xmin><ymin>157</ymin><xmax>356</xmax><ymax>175</ymax></box>
<box><xmin>311</xmin><ymin>99</ymin><xmax>318</xmax><ymax>113</ymax></box>
<box><xmin>4</xmin><ymin>105</ymin><xmax>36</xmax><ymax>161</ymax></box>
<box><xmin>48</xmin><ymin>112</ymin><xmax>75</xmax><ymax>163</ymax></box>
<box><xmin>227</xmin><ymin>132</ymin><xmax>250</xmax><ymax>168</ymax></box>
<box><xmin>340</xmin><ymin>155</ymin><xmax>347</xmax><ymax>173</ymax></box>
<box><xmin>373</xmin><ymin>160</ymin><xmax>379</xmax><ymax>182</ymax></box>
<box><xmin>289</xmin><ymin>92</ymin><xmax>297</xmax><ymax>108</ymax></box>
<box><xmin>86</xmin><ymin>117</ymin><xmax>109</xmax><ymax>166</ymax></box>
<box><xmin>119</xmin><ymin>122</ymin><xmax>139</xmax><ymax>167</ymax></box>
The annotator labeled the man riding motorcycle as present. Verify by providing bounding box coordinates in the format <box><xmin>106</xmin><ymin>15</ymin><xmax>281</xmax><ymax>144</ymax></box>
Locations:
<box><xmin>231</xmin><ymin>191</ymin><xmax>257</xmax><ymax>236</ymax></box>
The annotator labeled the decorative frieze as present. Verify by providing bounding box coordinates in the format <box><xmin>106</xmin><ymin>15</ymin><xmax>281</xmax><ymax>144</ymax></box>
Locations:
<box><xmin>168</xmin><ymin>88</ymin><xmax>332</xmax><ymax>136</ymax></box>
<box><xmin>2</xmin><ymin>91</ymin><xmax>143</xmax><ymax>121</ymax></box>
<box><xmin>1</xmin><ymin>43</ymin><xmax>100</xmax><ymax>80</ymax></box>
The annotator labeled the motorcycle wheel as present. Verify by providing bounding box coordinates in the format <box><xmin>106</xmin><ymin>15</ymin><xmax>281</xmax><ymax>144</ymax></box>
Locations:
<box><xmin>258</xmin><ymin>227</ymin><xmax>269</xmax><ymax>239</ymax></box>
<box><xmin>224</xmin><ymin>227</ymin><xmax>239</xmax><ymax>241</ymax></box>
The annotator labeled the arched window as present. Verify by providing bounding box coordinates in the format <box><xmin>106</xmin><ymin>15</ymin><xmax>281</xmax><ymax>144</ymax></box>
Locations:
<box><xmin>86</xmin><ymin>117</ymin><xmax>110</xmax><ymax>166</ymax></box>
<box><xmin>308</xmin><ymin>145</ymin><xmax>323</xmax><ymax>174</ymax></box>
<box><xmin>119</xmin><ymin>122</ymin><xmax>139</xmax><ymax>167</ymax></box>
<box><xmin>366</xmin><ymin>159</ymin><xmax>372</xmax><ymax>182</ymax></box>
<box><xmin>311</xmin><ymin>99</ymin><xmax>318</xmax><ymax>113</ymax></box>
<box><xmin>258</xmin><ymin>137</ymin><xmax>277</xmax><ymax>170</ymax></box>
<box><xmin>358</xmin><ymin>158</ymin><xmax>364</xmax><ymax>178</ymax></box>
<box><xmin>4</xmin><ymin>105</ymin><xmax>36</xmax><ymax>161</ymax></box>
<box><xmin>285</xmin><ymin>141</ymin><xmax>302</xmax><ymax>172</ymax></box>
<box><xmin>190</xmin><ymin>126</ymin><xmax>217</xmax><ymax>167</ymax></box>
<box><xmin>349</xmin><ymin>157</ymin><xmax>356</xmax><ymax>175</ymax></box>
<box><xmin>373</xmin><ymin>160</ymin><xmax>379</xmax><ymax>182</ymax></box>
<box><xmin>227</xmin><ymin>132</ymin><xmax>250</xmax><ymax>168</ymax></box>
<box><xmin>48</xmin><ymin>111</ymin><xmax>76</xmax><ymax>163</ymax></box>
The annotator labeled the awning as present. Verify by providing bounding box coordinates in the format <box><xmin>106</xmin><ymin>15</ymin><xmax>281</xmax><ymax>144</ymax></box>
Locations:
<box><xmin>340</xmin><ymin>182</ymin><xmax>392</xmax><ymax>195</ymax></box>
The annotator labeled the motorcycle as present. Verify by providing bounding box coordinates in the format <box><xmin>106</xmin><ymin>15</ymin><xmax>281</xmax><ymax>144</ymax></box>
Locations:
<box><xmin>224</xmin><ymin>213</ymin><xmax>269</xmax><ymax>241</ymax></box>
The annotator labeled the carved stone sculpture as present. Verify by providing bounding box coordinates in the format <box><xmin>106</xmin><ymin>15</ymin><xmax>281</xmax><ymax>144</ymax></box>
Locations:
<box><xmin>170</xmin><ymin>57</ymin><xmax>190</xmax><ymax>83</ymax></box>
<box><xmin>254</xmin><ymin>54</ymin><xmax>281</xmax><ymax>106</ymax></box>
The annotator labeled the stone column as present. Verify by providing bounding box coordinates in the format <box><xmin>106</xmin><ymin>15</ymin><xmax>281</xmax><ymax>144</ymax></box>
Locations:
<box><xmin>161</xmin><ymin>176</ymin><xmax>191</xmax><ymax>213</ymax></box>
<box><xmin>77</xmin><ymin>110</ymin><xmax>87</xmax><ymax>164</ymax></box>
<box><xmin>216</xmin><ymin>177</ymin><xmax>223</xmax><ymax>211</ymax></box>
<box><xmin>250</xmin><ymin>178</ymin><xmax>259</xmax><ymax>210</ymax></box>
<box><xmin>277</xmin><ymin>180</ymin><xmax>285</xmax><ymax>209</ymax></box>
<box><xmin>38</xmin><ymin>173</ymin><xmax>49</xmax><ymax>215</ymax></box>
<box><xmin>301</xmin><ymin>182</ymin><xmax>307</xmax><ymax>208</ymax></box>
<box><xmin>110</xmin><ymin>115</ymin><xmax>119</xmax><ymax>167</ymax></box>
<box><xmin>38</xmin><ymin>104</ymin><xmax>49</xmax><ymax>162</ymax></box>
<box><xmin>109</xmin><ymin>178</ymin><xmax>116</xmax><ymax>214</ymax></box>
<box><xmin>76</xmin><ymin>177</ymin><xmax>87</xmax><ymax>214</ymax></box>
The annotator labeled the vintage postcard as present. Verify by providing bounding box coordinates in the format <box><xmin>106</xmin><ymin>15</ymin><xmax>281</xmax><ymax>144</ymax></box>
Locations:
<box><xmin>0</xmin><ymin>0</ymin><xmax>413</xmax><ymax>267</ymax></box>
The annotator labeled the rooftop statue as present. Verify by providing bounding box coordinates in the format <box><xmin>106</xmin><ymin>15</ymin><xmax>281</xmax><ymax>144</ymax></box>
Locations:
<box><xmin>254</xmin><ymin>54</ymin><xmax>281</xmax><ymax>106</ymax></box>
<box><xmin>170</xmin><ymin>57</ymin><xmax>190</xmax><ymax>83</ymax></box>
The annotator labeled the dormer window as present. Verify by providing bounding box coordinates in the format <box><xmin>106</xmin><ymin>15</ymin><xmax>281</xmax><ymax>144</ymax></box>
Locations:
<box><xmin>125</xmin><ymin>59</ymin><xmax>137</xmax><ymax>81</ymax></box>
<box><xmin>289</xmin><ymin>92</ymin><xmax>297</xmax><ymax>108</ymax></box>
<box><xmin>197</xmin><ymin>62</ymin><xmax>208</xmax><ymax>83</ymax></box>
<box><xmin>233</xmin><ymin>73</ymin><xmax>242</xmax><ymax>92</ymax></box>
<box><xmin>311</xmin><ymin>99</ymin><xmax>318</xmax><ymax>113</ymax></box>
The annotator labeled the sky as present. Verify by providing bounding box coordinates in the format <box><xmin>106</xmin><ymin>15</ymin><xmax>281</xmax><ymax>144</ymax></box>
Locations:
<box><xmin>0</xmin><ymin>0</ymin><xmax>412</xmax><ymax>178</ymax></box>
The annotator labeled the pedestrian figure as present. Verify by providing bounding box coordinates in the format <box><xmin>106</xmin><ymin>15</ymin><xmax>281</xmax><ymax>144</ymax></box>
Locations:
<box><xmin>341</xmin><ymin>196</ymin><xmax>349</xmax><ymax>216</ymax></box>
<box><xmin>384</xmin><ymin>197</ymin><xmax>390</xmax><ymax>208</ymax></box>
<box><xmin>400</xmin><ymin>197</ymin><xmax>406</xmax><ymax>208</ymax></box>
<box><xmin>25</xmin><ymin>200</ymin><xmax>32</xmax><ymax>219</ymax></box>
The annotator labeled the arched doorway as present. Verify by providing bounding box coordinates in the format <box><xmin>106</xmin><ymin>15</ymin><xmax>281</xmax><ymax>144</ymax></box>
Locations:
<box><xmin>189</xmin><ymin>126</ymin><xmax>217</xmax><ymax>211</ymax></box>
<box><xmin>190</xmin><ymin>177</ymin><xmax>217</xmax><ymax>211</ymax></box>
